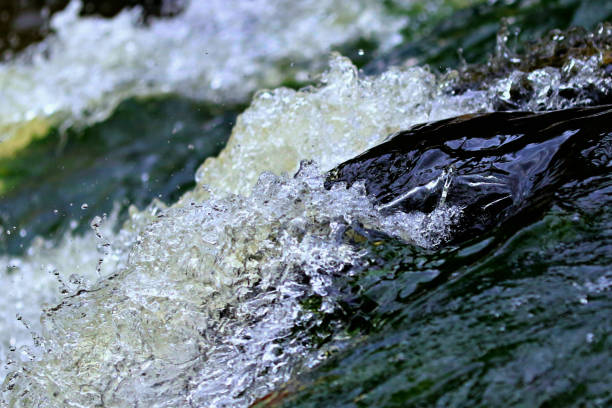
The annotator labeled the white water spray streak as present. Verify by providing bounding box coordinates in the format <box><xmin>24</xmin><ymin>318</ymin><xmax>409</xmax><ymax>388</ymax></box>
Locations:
<box><xmin>0</xmin><ymin>0</ymin><xmax>406</xmax><ymax>132</ymax></box>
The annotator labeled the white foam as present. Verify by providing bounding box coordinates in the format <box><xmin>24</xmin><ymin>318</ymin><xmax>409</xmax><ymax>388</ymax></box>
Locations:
<box><xmin>1</xmin><ymin>163</ymin><xmax>459</xmax><ymax>407</ymax></box>
<box><xmin>187</xmin><ymin>54</ymin><xmax>491</xmax><ymax>199</ymax></box>
<box><xmin>0</xmin><ymin>0</ymin><xmax>406</xmax><ymax>132</ymax></box>
<box><xmin>0</xmin><ymin>209</ymin><xmax>131</xmax><ymax>384</ymax></box>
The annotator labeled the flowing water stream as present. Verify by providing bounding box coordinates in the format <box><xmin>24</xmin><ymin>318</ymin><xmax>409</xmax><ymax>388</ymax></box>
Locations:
<box><xmin>0</xmin><ymin>1</ymin><xmax>610</xmax><ymax>407</ymax></box>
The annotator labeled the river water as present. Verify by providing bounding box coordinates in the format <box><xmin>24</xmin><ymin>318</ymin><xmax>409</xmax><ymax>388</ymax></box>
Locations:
<box><xmin>0</xmin><ymin>1</ymin><xmax>610</xmax><ymax>407</ymax></box>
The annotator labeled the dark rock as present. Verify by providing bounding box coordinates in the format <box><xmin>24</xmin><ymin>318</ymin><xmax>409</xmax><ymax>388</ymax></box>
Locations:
<box><xmin>326</xmin><ymin>105</ymin><xmax>612</xmax><ymax>243</ymax></box>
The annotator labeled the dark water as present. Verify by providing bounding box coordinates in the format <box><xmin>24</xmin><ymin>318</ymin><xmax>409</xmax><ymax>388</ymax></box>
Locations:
<box><xmin>329</xmin><ymin>107</ymin><xmax>612</xmax><ymax>243</ymax></box>
<box><xmin>266</xmin><ymin>200</ymin><xmax>611</xmax><ymax>406</ymax></box>
<box><xmin>0</xmin><ymin>97</ymin><xmax>239</xmax><ymax>253</ymax></box>
<box><xmin>255</xmin><ymin>107</ymin><xmax>612</xmax><ymax>408</ymax></box>
<box><xmin>367</xmin><ymin>0</ymin><xmax>612</xmax><ymax>73</ymax></box>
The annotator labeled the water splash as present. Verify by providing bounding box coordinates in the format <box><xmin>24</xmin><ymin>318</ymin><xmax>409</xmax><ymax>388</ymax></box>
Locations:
<box><xmin>0</xmin><ymin>208</ymin><xmax>129</xmax><ymax>384</ymax></box>
<box><xmin>451</xmin><ymin>22</ymin><xmax>612</xmax><ymax>110</ymax></box>
<box><xmin>0</xmin><ymin>0</ymin><xmax>406</xmax><ymax>133</ymax></box>
<box><xmin>188</xmin><ymin>54</ymin><xmax>492</xmax><ymax>199</ymax></box>
<box><xmin>1</xmin><ymin>162</ymin><xmax>459</xmax><ymax>407</ymax></box>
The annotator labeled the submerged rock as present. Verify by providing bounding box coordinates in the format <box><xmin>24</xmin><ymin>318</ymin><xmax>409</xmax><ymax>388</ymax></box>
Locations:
<box><xmin>327</xmin><ymin>105</ymin><xmax>612</xmax><ymax>244</ymax></box>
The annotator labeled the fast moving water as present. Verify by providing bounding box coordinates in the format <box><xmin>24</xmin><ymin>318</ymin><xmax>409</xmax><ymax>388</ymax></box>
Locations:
<box><xmin>0</xmin><ymin>0</ymin><xmax>405</xmax><ymax>128</ymax></box>
<box><xmin>263</xmin><ymin>107</ymin><xmax>612</xmax><ymax>407</ymax></box>
<box><xmin>0</xmin><ymin>1</ymin><xmax>611</xmax><ymax>407</ymax></box>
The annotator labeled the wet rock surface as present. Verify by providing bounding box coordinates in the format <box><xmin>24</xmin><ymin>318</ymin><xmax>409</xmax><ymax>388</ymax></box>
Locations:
<box><xmin>328</xmin><ymin>105</ymin><xmax>612</xmax><ymax>244</ymax></box>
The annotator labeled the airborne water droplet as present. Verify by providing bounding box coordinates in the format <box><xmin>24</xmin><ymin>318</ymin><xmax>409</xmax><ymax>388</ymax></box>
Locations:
<box><xmin>90</xmin><ymin>216</ymin><xmax>102</xmax><ymax>229</ymax></box>
<box><xmin>81</xmin><ymin>203</ymin><xmax>88</xmax><ymax>210</ymax></box>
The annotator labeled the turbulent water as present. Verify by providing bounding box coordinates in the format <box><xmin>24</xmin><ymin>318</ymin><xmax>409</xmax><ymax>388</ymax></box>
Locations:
<box><xmin>0</xmin><ymin>1</ymin><xmax>611</xmax><ymax>407</ymax></box>
<box><xmin>0</xmin><ymin>0</ymin><xmax>405</xmax><ymax>135</ymax></box>
<box><xmin>3</xmin><ymin>163</ymin><xmax>462</xmax><ymax>407</ymax></box>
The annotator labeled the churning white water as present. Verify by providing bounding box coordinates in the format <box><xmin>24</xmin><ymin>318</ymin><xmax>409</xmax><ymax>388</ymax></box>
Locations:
<box><xmin>1</xmin><ymin>1</ymin><xmax>610</xmax><ymax>406</ymax></box>
<box><xmin>0</xmin><ymin>0</ymin><xmax>406</xmax><ymax>134</ymax></box>
<box><xmin>1</xmin><ymin>162</ymin><xmax>461</xmax><ymax>407</ymax></box>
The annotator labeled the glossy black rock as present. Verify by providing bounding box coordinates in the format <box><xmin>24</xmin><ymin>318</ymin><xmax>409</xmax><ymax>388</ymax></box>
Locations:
<box><xmin>327</xmin><ymin>105</ymin><xmax>612</xmax><ymax>244</ymax></box>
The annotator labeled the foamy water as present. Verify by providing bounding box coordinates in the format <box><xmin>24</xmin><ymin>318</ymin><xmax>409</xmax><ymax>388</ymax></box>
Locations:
<box><xmin>1</xmin><ymin>163</ymin><xmax>461</xmax><ymax>407</ymax></box>
<box><xmin>1</xmin><ymin>3</ymin><xmax>611</xmax><ymax>407</ymax></box>
<box><xmin>0</xmin><ymin>0</ymin><xmax>405</xmax><ymax>134</ymax></box>
<box><xmin>187</xmin><ymin>54</ymin><xmax>492</xmax><ymax>199</ymax></box>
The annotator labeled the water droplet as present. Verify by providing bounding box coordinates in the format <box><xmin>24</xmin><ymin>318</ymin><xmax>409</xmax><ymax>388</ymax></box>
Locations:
<box><xmin>53</xmin><ymin>209</ymin><xmax>59</xmax><ymax>214</ymax></box>
<box><xmin>188</xmin><ymin>144</ymin><xmax>195</xmax><ymax>150</ymax></box>
<box><xmin>586</xmin><ymin>333</ymin><xmax>594</xmax><ymax>343</ymax></box>
<box><xmin>90</xmin><ymin>216</ymin><xmax>102</xmax><ymax>229</ymax></box>
<box><xmin>357</xmin><ymin>49</ymin><xmax>364</xmax><ymax>56</ymax></box>
<box><xmin>81</xmin><ymin>203</ymin><xmax>88</xmax><ymax>210</ymax></box>
<box><xmin>19</xmin><ymin>229</ymin><xmax>27</xmax><ymax>238</ymax></box>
